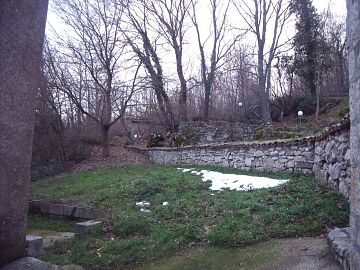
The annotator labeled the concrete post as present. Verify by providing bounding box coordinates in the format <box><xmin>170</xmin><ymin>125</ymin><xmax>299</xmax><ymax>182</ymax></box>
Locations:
<box><xmin>0</xmin><ymin>0</ymin><xmax>48</xmax><ymax>266</ymax></box>
<box><xmin>347</xmin><ymin>0</ymin><xmax>360</xmax><ymax>268</ymax></box>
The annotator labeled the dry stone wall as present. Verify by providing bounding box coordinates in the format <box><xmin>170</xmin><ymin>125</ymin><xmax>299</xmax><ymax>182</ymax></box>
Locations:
<box><xmin>132</xmin><ymin>115</ymin><xmax>351</xmax><ymax>198</ymax></box>
<box><xmin>178</xmin><ymin>121</ymin><xmax>256</xmax><ymax>144</ymax></box>
<box><xmin>147</xmin><ymin>140</ymin><xmax>315</xmax><ymax>174</ymax></box>
<box><xmin>313</xmin><ymin>131</ymin><xmax>351</xmax><ymax>197</ymax></box>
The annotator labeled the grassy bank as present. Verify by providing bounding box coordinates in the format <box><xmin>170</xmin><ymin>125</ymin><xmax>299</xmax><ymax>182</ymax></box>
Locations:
<box><xmin>31</xmin><ymin>165</ymin><xmax>349</xmax><ymax>269</ymax></box>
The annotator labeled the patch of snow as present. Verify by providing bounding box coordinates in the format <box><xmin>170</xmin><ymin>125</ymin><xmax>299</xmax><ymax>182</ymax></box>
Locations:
<box><xmin>162</xmin><ymin>201</ymin><xmax>169</xmax><ymax>206</ymax></box>
<box><xmin>136</xmin><ymin>201</ymin><xmax>150</xmax><ymax>207</ymax></box>
<box><xmin>177</xmin><ymin>168</ymin><xmax>194</xmax><ymax>173</ymax></box>
<box><xmin>140</xmin><ymin>208</ymin><xmax>150</xmax><ymax>213</ymax></box>
<box><xmin>178</xmin><ymin>168</ymin><xmax>288</xmax><ymax>191</ymax></box>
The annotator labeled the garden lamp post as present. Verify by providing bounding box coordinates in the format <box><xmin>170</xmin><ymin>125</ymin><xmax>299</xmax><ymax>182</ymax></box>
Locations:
<box><xmin>238</xmin><ymin>102</ymin><xmax>243</xmax><ymax>120</ymax></box>
<box><xmin>298</xmin><ymin>110</ymin><xmax>304</xmax><ymax>126</ymax></box>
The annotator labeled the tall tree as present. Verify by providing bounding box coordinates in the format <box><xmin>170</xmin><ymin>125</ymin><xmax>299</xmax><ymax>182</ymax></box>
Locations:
<box><xmin>122</xmin><ymin>0</ymin><xmax>176</xmax><ymax>131</ymax></box>
<box><xmin>148</xmin><ymin>0</ymin><xmax>191</xmax><ymax>121</ymax></box>
<box><xmin>291</xmin><ymin>0</ymin><xmax>320</xmax><ymax>98</ymax></box>
<box><xmin>191</xmin><ymin>0</ymin><xmax>239</xmax><ymax>121</ymax></box>
<box><xmin>0</xmin><ymin>0</ymin><xmax>48</xmax><ymax>266</ymax></box>
<box><xmin>233</xmin><ymin>0</ymin><xmax>292</xmax><ymax>123</ymax></box>
<box><xmin>47</xmin><ymin>0</ymin><xmax>138</xmax><ymax>157</ymax></box>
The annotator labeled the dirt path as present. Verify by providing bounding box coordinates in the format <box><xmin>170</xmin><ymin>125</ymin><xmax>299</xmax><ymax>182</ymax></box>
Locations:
<box><xmin>138</xmin><ymin>237</ymin><xmax>339</xmax><ymax>270</ymax></box>
<box><xmin>56</xmin><ymin>137</ymin><xmax>151</xmax><ymax>178</ymax></box>
<box><xmin>264</xmin><ymin>237</ymin><xmax>339</xmax><ymax>270</ymax></box>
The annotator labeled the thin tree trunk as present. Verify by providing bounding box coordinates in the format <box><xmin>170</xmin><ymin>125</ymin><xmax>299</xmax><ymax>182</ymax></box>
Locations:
<box><xmin>315</xmin><ymin>72</ymin><xmax>321</xmax><ymax>121</ymax></box>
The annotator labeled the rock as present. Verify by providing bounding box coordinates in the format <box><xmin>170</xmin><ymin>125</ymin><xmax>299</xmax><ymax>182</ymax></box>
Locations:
<box><xmin>338</xmin><ymin>134</ymin><xmax>349</xmax><ymax>143</ymax></box>
<box><xmin>287</xmin><ymin>160</ymin><xmax>295</xmax><ymax>168</ymax></box>
<box><xmin>294</xmin><ymin>156</ymin><xmax>306</xmax><ymax>162</ymax></box>
<box><xmin>1</xmin><ymin>257</ymin><xmax>85</xmax><ymax>270</ymax></box>
<box><xmin>254</xmin><ymin>150</ymin><xmax>264</xmax><ymax>157</ymax></box>
<box><xmin>339</xmin><ymin>181</ymin><xmax>350</xmax><ymax>199</ymax></box>
<box><xmin>295</xmin><ymin>161</ymin><xmax>313</xmax><ymax>169</ymax></box>
<box><xmin>75</xmin><ymin>220</ymin><xmax>102</xmax><ymax>236</ymax></box>
<box><xmin>2</xmin><ymin>257</ymin><xmax>57</xmax><ymax>270</ymax></box>
<box><xmin>26</xmin><ymin>235</ymin><xmax>43</xmax><ymax>258</ymax></box>
<box><xmin>245</xmin><ymin>157</ymin><xmax>253</xmax><ymax>167</ymax></box>
<box><xmin>329</xmin><ymin>164</ymin><xmax>342</xmax><ymax>180</ymax></box>
<box><xmin>327</xmin><ymin>227</ymin><xmax>351</xmax><ymax>269</ymax></box>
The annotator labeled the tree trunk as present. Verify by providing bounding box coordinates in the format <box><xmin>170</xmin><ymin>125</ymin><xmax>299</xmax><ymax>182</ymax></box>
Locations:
<box><xmin>102</xmin><ymin>125</ymin><xmax>110</xmax><ymax>157</ymax></box>
<box><xmin>315</xmin><ymin>90</ymin><xmax>320</xmax><ymax>120</ymax></box>
<box><xmin>176</xmin><ymin>52</ymin><xmax>188</xmax><ymax>122</ymax></box>
<box><xmin>0</xmin><ymin>0</ymin><xmax>48</xmax><ymax>266</ymax></box>
<box><xmin>203</xmin><ymin>83</ymin><xmax>211</xmax><ymax>121</ymax></box>
<box><xmin>258</xmin><ymin>52</ymin><xmax>272</xmax><ymax>123</ymax></box>
<box><xmin>315</xmin><ymin>69</ymin><xmax>321</xmax><ymax>121</ymax></box>
<box><xmin>101</xmin><ymin>91</ymin><xmax>111</xmax><ymax>157</ymax></box>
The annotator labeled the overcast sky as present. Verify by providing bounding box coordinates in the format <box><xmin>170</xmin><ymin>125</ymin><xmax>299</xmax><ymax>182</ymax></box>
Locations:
<box><xmin>313</xmin><ymin>0</ymin><xmax>346</xmax><ymax>17</ymax></box>
<box><xmin>45</xmin><ymin>0</ymin><xmax>347</xmax><ymax>81</ymax></box>
<box><xmin>46</xmin><ymin>0</ymin><xmax>347</xmax><ymax>36</ymax></box>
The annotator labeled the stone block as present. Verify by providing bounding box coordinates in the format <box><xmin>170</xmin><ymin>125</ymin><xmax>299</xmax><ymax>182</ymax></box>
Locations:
<box><xmin>254</xmin><ymin>150</ymin><xmax>264</xmax><ymax>157</ymax></box>
<box><xmin>315</xmin><ymin>146</ymin><xmax>324</xmax><ymax>155</ymax></box>
<box><xmin>338</xmin><ymin>143</ymin><xmax>349</xmax><ymax>156</ymax></box>
<box><xmin>78</xmin><ymin>207</ymin><xmax>95</xmax><ymax>219</ymax></box>
<box><xmin>294</xmin><ymin>156</ymin><xmax>306</xmax><ymax>162</ymax></box>
<box><xmin>75</xmin><ymin>220</ymin><xmax>102</xmax><ymax>235</ymax></box>
<box><xmin>287</xmin><ymin>160</ymin><xmax>295</xmax><ymax>168</ymax></box>
<box><xmin>48</xmin><ymin>204</ymin><xmax>64</xmax><ymax>216</ymax></box>
<box><xmin>327</xmin><ymin>227</ymin><xmax>351</xmax><ymax>269</ymax></box>
<box><xmin>303</xmin><ymin>152</ymin><xmax>314</xmax><ymax>160</ymax></box>
<box><xmin>26</xmin><ymin>235</ymin><xmax>43</xmax><ymax>258</ymax></box>
<box><xmin>39</xmin><ymin>202</ymin><xmax>50</xmax><ymax>214</ymax></box>
<box><xmin>295</xmin><ymin>161</ymin><xmax>313</xmax><ymax>169</ymax></box>
<box><xmin>339</xmin><ymin>181</ymin><xmax>350</xmax><ymax>199</ymax></box>
<box><xmin>329</xmin><ymin>163</ymin><xmax>342</xmax><ymax>180</ymax></box>
<box><xmin>245</xmin><ymin>157</ymin><xmax>253</xmax><ymax>167</ymax></box>
<box><xmin>63</xmin><ymin>205</ymin><xmax>80</xmax><ymax>218</ymax></box>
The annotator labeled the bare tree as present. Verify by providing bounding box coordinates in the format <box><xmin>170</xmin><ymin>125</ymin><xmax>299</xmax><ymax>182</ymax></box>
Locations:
<box><xmin>122</xmin><ymin>0</ymin><xmax>176</xmax><ymax>131</ymax></box>
<box><xmin>233</xmin><ymin>0</ymin><xmax>292</xmax><ymax>123</ymax></box>
<box><xmin>208</xmin><ymin>44</ymin><xmax>258</xmax><ymax>121</ymax></box>
<box><xmin>148</xmin><ymin>0</ymin><xmax>192</xmax><ymax>121</ymax></box>
<box><xmin>190</xmin><ymin>0</ymin><xmax>241</xmax><ymax>121</ymax></box>
<box><xmin>47</xmin><ymin>0</ymin><xmax>139</xmax><ymax>157</ymax></box>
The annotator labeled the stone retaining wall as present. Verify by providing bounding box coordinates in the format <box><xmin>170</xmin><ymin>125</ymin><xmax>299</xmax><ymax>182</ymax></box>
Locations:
<box><xmin>131</xmin><ymin>115</ymin><xmax>351</xmax><ymax>198</ymax></box>
<box><xmin>146</xmin><ymin>139</ymin><xmax>315</xmax><ymax>174</ymax></box>
<box><xmin>28</xmin><ymin>200</ymin><xmax>108</xmax><ymax>220</ymax></box>
<box><xmin>313</xmin><ymin>131</ymin><xmax>351</xmax><ymax>196</ymax></box>
<box><xmin>178</xmin><ymin>121</ymin><xmax>256</xmax><ymax>144</ymax></box>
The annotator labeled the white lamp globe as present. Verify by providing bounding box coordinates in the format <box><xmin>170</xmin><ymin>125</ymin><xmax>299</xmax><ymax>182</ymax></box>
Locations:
<box><xmin>297</xmin><ymin>111</ymin><xmax>304</xmax><ymax>117</ymax></box>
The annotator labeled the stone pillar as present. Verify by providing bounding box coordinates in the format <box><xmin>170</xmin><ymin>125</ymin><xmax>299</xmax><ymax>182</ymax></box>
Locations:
<box><xmin>0</xmin><ymin>0</ymin><xmax>48</xmax><ymax>267</ymax></box>
<box><xmin>347</xmin><ymin>0</ymin><xmax>360</xmax><ymax>268</ymax></box>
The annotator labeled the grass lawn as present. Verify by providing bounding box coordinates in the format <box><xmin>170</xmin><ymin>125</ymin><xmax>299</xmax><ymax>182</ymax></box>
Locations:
<box><xmin>30</xmin><ymin>165</ymin><xmax>349</xmax><ymax>270</ymax></box>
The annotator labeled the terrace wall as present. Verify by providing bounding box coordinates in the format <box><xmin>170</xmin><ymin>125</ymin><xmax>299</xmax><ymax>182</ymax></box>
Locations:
<box><xmin>131</xmin><ymin>116</ymin><xmax>351</xmax><ymax>198</ymax></box>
